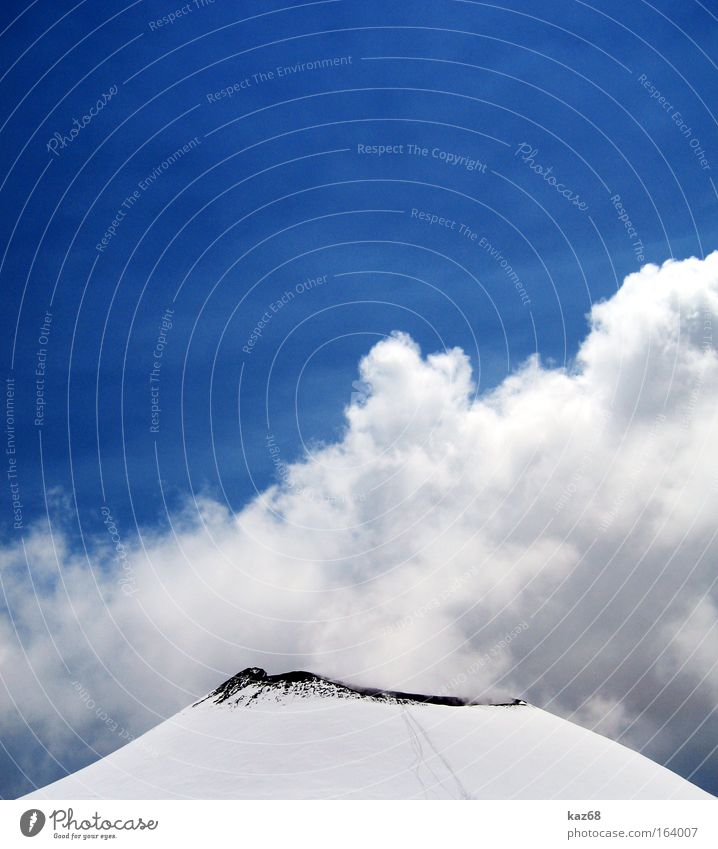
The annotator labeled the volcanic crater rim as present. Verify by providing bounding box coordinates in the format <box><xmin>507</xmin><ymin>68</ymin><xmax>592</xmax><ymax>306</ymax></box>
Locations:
<box><xmin>194</xmin><ymin>667</ymin><xmax>528</xmax><ymax>708</ymax></box>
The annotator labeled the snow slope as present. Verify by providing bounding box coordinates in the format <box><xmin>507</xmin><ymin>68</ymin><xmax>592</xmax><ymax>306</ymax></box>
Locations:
<box><xmin>25</xmin><ymin>669</ymin><xmax>712</xmax><ymax>800</ymax></box>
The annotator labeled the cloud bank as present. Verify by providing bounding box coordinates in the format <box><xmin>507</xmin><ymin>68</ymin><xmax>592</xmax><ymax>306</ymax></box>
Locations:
<box><xmin>2</xmin><ymin>253</ymin><xmax>718</xmax><ymax>792</ymax></box>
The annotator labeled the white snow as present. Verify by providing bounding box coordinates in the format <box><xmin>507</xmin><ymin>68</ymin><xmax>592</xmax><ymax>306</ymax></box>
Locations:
<box><xmin>25</xmin><ymin>671</ymin><xmax>712</xmax><ymax>800</ymax></box>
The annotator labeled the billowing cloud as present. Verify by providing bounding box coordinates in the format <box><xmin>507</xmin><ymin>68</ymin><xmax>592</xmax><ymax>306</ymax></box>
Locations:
<box><xmin>2</xmin><ymin>253</ymin><xmax>717</xmax><ymax>793</ymax></box>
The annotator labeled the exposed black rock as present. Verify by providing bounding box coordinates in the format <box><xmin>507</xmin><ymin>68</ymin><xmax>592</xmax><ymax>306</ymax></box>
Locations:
<box><xmin>194</xmin><ymin>667</ymin><xmax>528</xmax><ymax>708</ymax></box>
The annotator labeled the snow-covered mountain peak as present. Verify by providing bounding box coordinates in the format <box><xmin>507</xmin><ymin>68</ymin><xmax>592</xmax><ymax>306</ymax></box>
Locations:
<box><xmin>23</xmin><ymin>667</ymin><xmax>713</xmax><ymax>800</ymax></box>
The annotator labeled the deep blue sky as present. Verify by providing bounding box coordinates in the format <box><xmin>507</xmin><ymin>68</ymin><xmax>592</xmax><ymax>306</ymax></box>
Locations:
<box><xmin>1</xmin><ymin>0</ymin><xmax>717</xmax><ymax>797</ymax></box>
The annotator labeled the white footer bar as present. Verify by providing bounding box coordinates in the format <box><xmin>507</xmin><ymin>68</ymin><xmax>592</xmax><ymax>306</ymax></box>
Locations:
<box><xmin>1</xmin><ymin>799</ymin><xmax>716</xmax><ymax>848</ymax></box>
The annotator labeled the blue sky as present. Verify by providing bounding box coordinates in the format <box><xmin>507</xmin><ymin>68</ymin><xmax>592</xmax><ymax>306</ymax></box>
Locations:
<box><xmin>3</xmin><ymin>0</ymin><xmax>715</xmax><ymax>529</ymax></box>
<box><xmin>1</xmin><ymin>0</ymin><xmax>717</xmax><ymax>799</ymax></box>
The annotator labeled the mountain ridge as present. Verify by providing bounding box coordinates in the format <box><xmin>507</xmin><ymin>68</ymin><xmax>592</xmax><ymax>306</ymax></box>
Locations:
<box><xmin>196</xmin><ymin>666</ymin><xmax>528</xmax><ymax>709</ymax></box>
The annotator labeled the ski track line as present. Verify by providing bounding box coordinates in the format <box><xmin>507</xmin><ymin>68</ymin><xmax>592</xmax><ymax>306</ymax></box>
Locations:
<box><xmin>405</xmin><ymin>707</ymin><xmax>472</xmax><ymax>800</ymax></box>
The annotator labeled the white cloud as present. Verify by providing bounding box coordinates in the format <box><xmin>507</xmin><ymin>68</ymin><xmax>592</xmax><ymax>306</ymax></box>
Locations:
<box><xmin>2</xmin><ymin>253</ymin><xmax>718</xmax><ymax>791</ymax></box>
